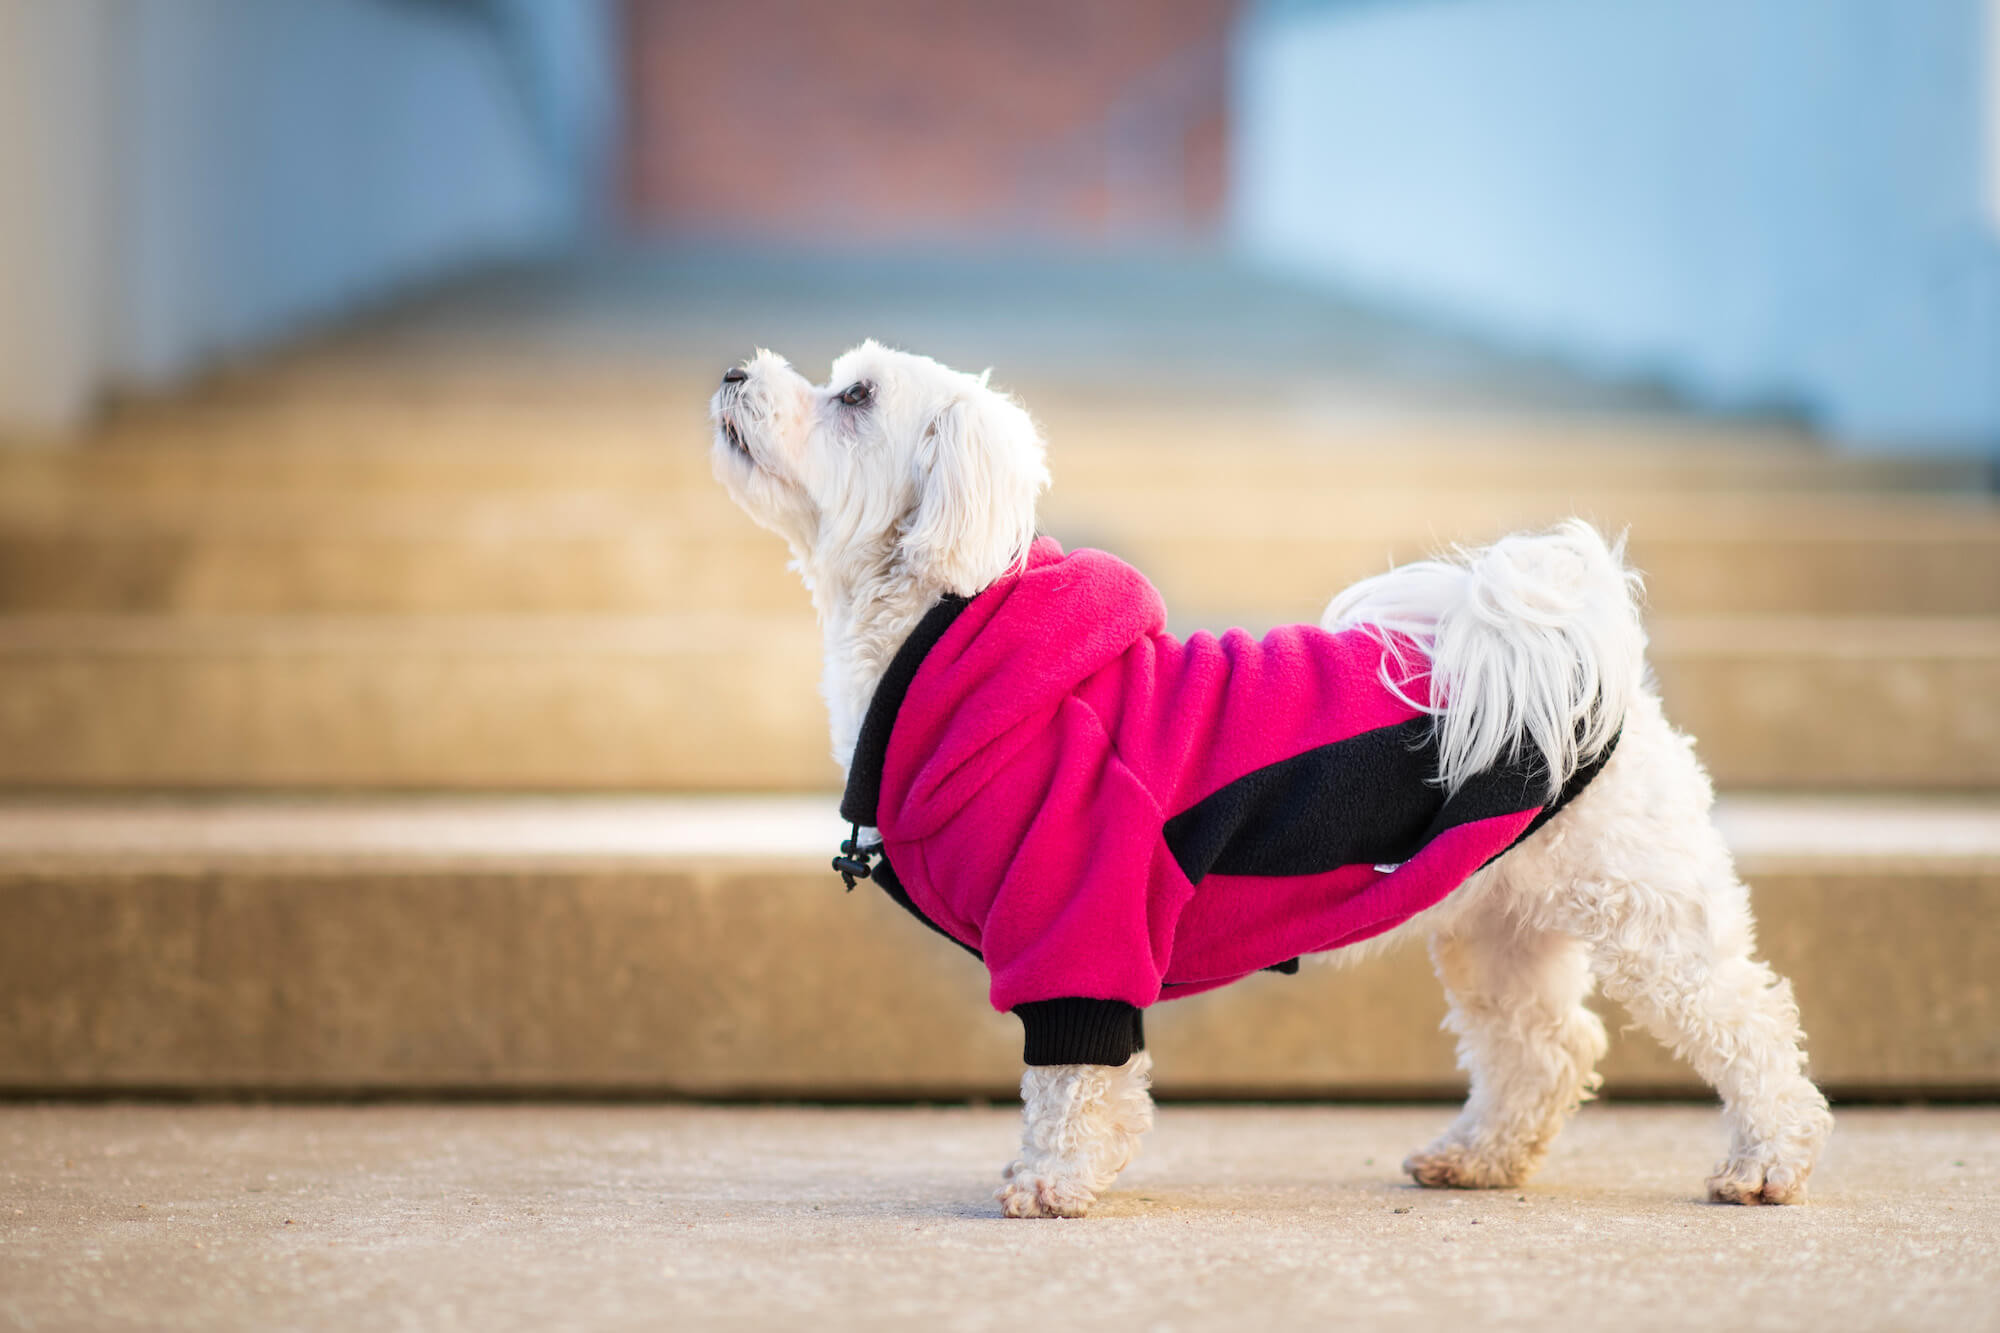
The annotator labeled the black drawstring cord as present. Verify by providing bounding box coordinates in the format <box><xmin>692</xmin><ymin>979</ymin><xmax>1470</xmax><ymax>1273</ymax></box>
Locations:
<box><xmin>832</xmin><ymin>823</ymin><xmax>878</xmax><ymax>891</ymax></box>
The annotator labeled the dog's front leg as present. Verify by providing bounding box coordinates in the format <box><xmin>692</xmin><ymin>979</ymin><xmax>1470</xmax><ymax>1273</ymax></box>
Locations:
<box><xmin>996</xmin><ymin>1052</ymin><xmax>1154</xmax><ymax>1218</ymax></box>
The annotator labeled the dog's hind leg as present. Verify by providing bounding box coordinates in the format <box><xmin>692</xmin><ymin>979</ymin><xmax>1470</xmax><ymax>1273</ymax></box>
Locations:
<box><xmin>1533</xmin><ymin>706</ymin><xmax>1833</xmax><ymax>1203</ymax></box>
<box><xmin>1564</xmin><ymin>849</ymin><xmax>1832</xmax><ymax>1204</ymax></box>
<box><xmin>997</xmin><ymin>1052</ymin><xmax>1154</xmax><ymax>1219</ymax></box>
<box><xmin>1405</xmin><ymin>900</ymin><xmax>1607</xmax><ymax>1190</ymax></box>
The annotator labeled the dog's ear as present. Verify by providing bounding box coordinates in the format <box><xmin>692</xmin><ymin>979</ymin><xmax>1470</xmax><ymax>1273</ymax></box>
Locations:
<box><xmin>901</xmin><ymin>390</ymin><xmax>1049</xmax><ymax>596</ymax></box>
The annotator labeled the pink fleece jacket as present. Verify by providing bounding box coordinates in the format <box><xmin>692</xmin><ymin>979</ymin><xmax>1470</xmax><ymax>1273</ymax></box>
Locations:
<box><xmin>839</xmin><ymin>538</ymin><xmax>1613</xmax><ymax>1065</ymax></box>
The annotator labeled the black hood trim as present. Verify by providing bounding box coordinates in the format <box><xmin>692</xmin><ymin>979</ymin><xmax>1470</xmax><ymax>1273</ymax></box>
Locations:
<box><xmin>839</xmin><ymin>593</ymin><xmax>972</xmax><ymax>830</ymax></box>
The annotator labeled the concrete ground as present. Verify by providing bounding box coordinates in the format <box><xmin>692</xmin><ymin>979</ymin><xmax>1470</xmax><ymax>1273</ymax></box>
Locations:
<box><xmin>2</xmin><ymin>1104</ymin><xmax>1994</xmax><ymax>1332</ymax></box>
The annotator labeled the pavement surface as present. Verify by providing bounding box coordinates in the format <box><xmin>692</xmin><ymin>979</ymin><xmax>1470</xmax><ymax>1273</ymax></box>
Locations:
<box><xmin>2</xmin><ymin>1104</ymin><xmax>1996</xmax><ymax>1331</ymax></box>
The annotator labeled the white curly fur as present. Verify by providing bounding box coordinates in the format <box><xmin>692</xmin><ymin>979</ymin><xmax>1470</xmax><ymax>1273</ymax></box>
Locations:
<box><xmin>1323</xmin><ymin>519</ymin><xmax>1645</xmax><ymax>801</ymax></box>
<box><xmin>709</xmin><ymin>341</ymin><xmax>1047</xmax><ymax>770</ymax></box>
<box><xmin>998</xmin><ymin>1053</ymin><xmax>1156</xmax><ymax>1218</ymax></box>
<box><xmin>711</xmin><ymin>342</ymin><xmax>1832</xmax><ymax>1220</ymax></box>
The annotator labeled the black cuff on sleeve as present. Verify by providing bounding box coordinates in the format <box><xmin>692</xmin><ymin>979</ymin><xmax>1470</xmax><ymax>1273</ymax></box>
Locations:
<box><xmin>1015</xmin><ymin>998</ymin><xmax>1145</xmax><ymax>1066</ymax></box>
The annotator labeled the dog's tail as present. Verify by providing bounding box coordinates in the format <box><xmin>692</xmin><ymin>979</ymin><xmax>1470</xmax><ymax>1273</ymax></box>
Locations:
<box><xmin>1321</xmin><ymin>519</ymin><xmax>1646</xmax><ymax>800</ymax></box>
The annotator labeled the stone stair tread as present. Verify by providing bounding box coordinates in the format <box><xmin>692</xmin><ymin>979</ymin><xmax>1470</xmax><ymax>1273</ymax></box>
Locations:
<box><xmin>7</xmin><ymin>454</ymin><xmax>1989</xmax><ymax>502</ymax></box>
<box><xmin>3</xmin><ymin>609</ymin><xmax>1995</xmax><ymax>649</ymax></box>
<box><xmin>1</xmin><ymin>792</ymin><xmax>1991</xmax><ymax>872</ymax></box>
<box><xmin>7</xmin><ymin>485</ymin><xmax>1998</xmax><ymax>536</ymax></box>
<box><xmin>0</xmin><ymin>610</ymin><xmax>817</xmax><ymax>654</ymax></box>
<box><xmin>0</xmin><ymin>793</ymin><xmax>848</xmax><ymax>870</ymax></box>
<box><xmin>0</xmin><ymin>612</ymin><xmax>1991</xmax><ymax>789</ymax></box>
<box><xmin>1648</xmin><ymin>614</ymin><xmax>2000</xmax><ymax>656</ymax></box>
<box><xmin>6</xmin><ymin>524</ymin><xmax>1993</xmax><ymax>617</ymax></box>
<box><xmin>1046</xmin><ymin>490</ymin><xmax>2000</xmax><ymax>536</ymax></box>
<box><xmin>4</xmin><ymin>409</ymin><xmax>1990</xmax><ymax>497</ymax></box>
<box><xmin>1710</xmin><ymin>793</ymin><xmax>2000</xmax><ymax>868</ymax></box>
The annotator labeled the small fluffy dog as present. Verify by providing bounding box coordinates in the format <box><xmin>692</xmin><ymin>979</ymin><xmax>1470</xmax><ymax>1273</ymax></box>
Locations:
<box><xmin>710</xmin><ymin>341</ymin><xmax>1832</xmax><ymax>1219</ymax></box>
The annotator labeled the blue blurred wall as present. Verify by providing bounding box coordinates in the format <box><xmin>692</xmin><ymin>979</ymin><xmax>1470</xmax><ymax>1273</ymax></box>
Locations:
<box><xmin>0</xmin><ymin>0</ymin><xmax>613</xmax><ymax>435</ymax></box>
<box><xmin>112</xmin><ymin>0</ymin><xmax>616</xmax><ymax>389</ymax></box>
<box><xmin>1234</xmin><ymin>0</ymin><xmax>2000</xmax><ymax>453</ymax></box>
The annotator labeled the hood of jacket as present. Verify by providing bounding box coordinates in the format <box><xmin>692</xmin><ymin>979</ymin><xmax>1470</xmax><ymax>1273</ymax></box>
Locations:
<box><xmin>871</xmin><ymin>537</ymin><xmax>1161</xmax><ymax>842</ymax></box>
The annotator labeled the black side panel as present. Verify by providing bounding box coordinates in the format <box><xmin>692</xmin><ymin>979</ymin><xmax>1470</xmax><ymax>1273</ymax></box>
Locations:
<box><xmin>1160</xmin><ymin>718</ymin><xmax>1607</xmax><ymax>886</ymax></box>
<box><xmin>1412</xmin><ymin>748</ymin><xmax>1548</xmax><ymax>848</ymax></box>
<box><xmin>1161</xmin><ymin>718</ymin><xmax>1444</xmax><ymax>883</ymax></box>
<box><xmin>1474</xmin><ymin>727</ymin><xmax>1622</xmax><ymax>870</ymax></box>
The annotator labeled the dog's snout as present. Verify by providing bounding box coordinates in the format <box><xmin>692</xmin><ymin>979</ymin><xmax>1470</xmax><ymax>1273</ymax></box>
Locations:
<box><xmin>721</xmin><ymin>367</ymin><xmax>749</xmax><ymax>386</ymax></box>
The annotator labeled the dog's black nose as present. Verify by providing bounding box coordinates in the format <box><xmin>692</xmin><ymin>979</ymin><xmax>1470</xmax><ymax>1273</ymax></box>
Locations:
<box><xmin>722</xmin><ymin>367</ymin><xmax>749</xmax><ymax>385</ymax></box>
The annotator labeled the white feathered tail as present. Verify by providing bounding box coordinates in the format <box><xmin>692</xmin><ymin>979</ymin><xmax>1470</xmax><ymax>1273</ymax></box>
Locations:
<box><xmin>1322</xmin><ymin>519</ymin><xmax>1647</xmax><ymax>801</ymax></box>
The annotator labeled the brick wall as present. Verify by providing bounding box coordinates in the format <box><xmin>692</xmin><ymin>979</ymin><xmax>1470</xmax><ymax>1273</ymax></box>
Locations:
<box><xmin>620</xmin><ymin>0</ymin><xmax>1238</xmax><ymax>241</ymax></box>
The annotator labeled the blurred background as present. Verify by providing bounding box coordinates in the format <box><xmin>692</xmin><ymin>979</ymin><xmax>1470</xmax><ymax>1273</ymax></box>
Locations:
<box><xmin>0</xmin><ymin>0</ymin><xmax>1995</xmax><ymax>1102</ymax></box>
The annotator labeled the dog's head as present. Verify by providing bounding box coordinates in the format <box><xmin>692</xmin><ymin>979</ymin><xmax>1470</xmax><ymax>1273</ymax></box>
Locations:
<box><xmin>709</xmin><ymin>341</ymin><xmax>1048</xmax><ymax>597</ymax></box>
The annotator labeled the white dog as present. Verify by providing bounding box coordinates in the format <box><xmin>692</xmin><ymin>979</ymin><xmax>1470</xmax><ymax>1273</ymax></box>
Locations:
<box><xmin>710</xmin><ymin>340</ymin><xmax>1832</xmax><ymax>1219</ymax></box>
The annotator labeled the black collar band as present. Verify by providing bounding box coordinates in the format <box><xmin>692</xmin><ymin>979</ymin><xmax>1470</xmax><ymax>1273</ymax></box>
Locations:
<box><xmin>838</xmin><ymin>593</ymin><xmax>973</xmax><ymax>829</ymax></box>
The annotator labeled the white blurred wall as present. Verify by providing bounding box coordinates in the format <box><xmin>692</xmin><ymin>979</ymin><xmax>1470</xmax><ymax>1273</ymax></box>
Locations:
<box><xmin>0</xmin><ymin>1</ymin><xmax>113</xmax><ymax>435</ymax></box>
<box><xmin>0</xmin><ymin>0</ymin><xmax>613</xmax><ymax>440</ymax></box>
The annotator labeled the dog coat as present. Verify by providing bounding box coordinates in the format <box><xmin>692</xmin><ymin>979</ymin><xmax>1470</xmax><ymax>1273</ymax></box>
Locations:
<box><xmin>838</xmin><ymin>538</ymin><xmax>1616</xmax><ymax>1067</ymax></box>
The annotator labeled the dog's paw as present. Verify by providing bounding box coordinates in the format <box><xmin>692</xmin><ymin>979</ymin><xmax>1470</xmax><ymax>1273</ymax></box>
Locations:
<box><xmin>1706</xmin><ymin>1154</ymin><xmax>1811</xmax><ymax>1205</ymax></box>
<box><xmin>1707</xmin><ymin>1097</ymin><xmax>1830</xmax><ymax>1205</ymax></box>
<box><xmin>1403</xmin><ymin>1141</ymin><xmax>1528</xmax><ymax>1190</ymax></box>
<box><xmin>997</xmin><ymin>1161</ymin><xmax>1096</xmax><ymax>1218</ymax></box>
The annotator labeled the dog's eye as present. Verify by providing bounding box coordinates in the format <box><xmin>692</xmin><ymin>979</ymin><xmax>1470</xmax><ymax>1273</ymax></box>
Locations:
<box><xmin>838</xmin><ymin>381</ymin><xmax>875</xmax><ymax>407</ymax></box>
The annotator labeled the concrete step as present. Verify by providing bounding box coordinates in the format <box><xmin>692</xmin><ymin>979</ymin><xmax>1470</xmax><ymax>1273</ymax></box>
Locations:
<box><xmin>2</xmin><ymin>794</ymin><xmax>1992</xmax><ymax>1096</ymax></box>
<box><xmin>4</xmin><ymin>489</ymin><xmax>1996</xmax><ymax>615</ymax></box>
<box><xmin>1045</xmin><ymin>420</ymin><xmax>1998</xmax><ymax>495</ymax></box>
<box><xmin>0</xmin><ymin>614</ymin><xmax>830</xmax><ymax>790</ymax></box>
<box><xmin>1119</xmin><ymin>525</ymin><xmax>2000</xmax><ymax>620</ymax></box>
<box><xmin>4</xmin><ymin>402</ymin><xmax>1989</xmax><ymax>497</ymax></box>
<box><xmin>0</xmin><ymin>613</ymin><xmax>1994</xmax><ymax>789</ymax></box>
<box><xmin>0</xmin><ymin>612</ymin><xmax>1995</xmax><ymax>790</ymax></box>
<box><xmin>0</xmin><ymin>491</ymin><xmax>796</xmax><ymax>615</ymax></box>
<box><xmin>1048</xmin><ymin>487</ymin><xmax>2000</xmax><ymax>556</ymax></box>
